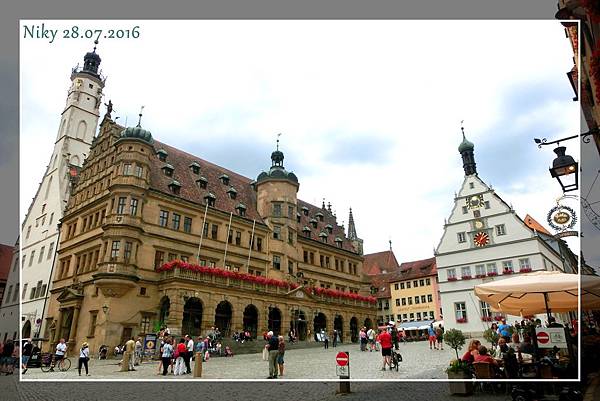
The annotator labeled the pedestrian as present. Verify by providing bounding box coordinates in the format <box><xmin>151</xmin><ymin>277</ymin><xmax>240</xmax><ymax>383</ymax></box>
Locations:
<box><xmin>266</xmin><ymin>331</ymin><xmax>279</xmax><ymax>379</ymax></box>
<box><xmin>359</xmin><ymin>328</ymin><xmax>367</xmax><ymax>351</ymax></box>
<box><xmin>367</xmin><ymin>327</ymin><xmax>375</xmax><ymax>351</ymax></box>
<box><xmin>379</xmin><ymin>328</ymin><xmax>393</xmax><ymax>371</ymax></box>
<box><xmin>332</xmin><ymin>330</ymin><xmax>338</xmax><ymax>348</ymax></box>
<box><xmin>1</xmin><ymin>339</ymin><xmax>14</xmax><ymax>375</ymax></box>
<box><xmin>78</xmin><ymin>342</ymin><xmax>90</xmax><ymax>376</ymax></box>
<box><xmin>497</xmin><ymin>319</ymin><xmax>512</xmax><ymax>342</ymax></box>
<box><xmin>22</xmin><ymin>339</ymin><xmax>33</xmax><ymax>374</ymax></box>
<box><xmin>161</xmin><ymin>339</ymin><xmax>174</xmax><ymax>376</ymax></box>
<box><xmin>125</xmin><ymin>336</ymin><xmax>136</xmax><ymax>371</ymax></box>
<box><xmin>323</xmin><ymin>332</ymin><xmax>329</xmax><ymax>349</ymax></box>
<box><xmin>436</xmin><ymin>324</ymin><xmax>444</xmax><ymax>350</ymax></box>
<box><xmin>51</xmin><ymin>338</ymin><xmax>67</xmax><ymax>371</ymax></box>
<box><xmin>428</xmin><ymin>324</ymin><xmax>437</xmax><ymax>350</ymax></box>
<box><xmin>277</xmin><ymin>335</ymin><xmax>285</xmax><ymax>377</ymax></box>
<box><xmin>134</xmin><ymin>337</ymin><xmax>143</xmax><ymax>366</ymax></box>
<box><xmin>184</xmin><ymin>334</ymin><xmax>194</xmax><ymax>374</ymax></box>
<box><xmin>174</xmin><ymin>338</ymin><xmax>187</xmax><ymax>376</ymax></box>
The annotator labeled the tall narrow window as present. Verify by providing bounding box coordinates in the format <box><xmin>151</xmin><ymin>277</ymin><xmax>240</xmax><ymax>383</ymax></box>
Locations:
<box><xmin>154</xmin><ymin>251</ymin><xmax>165</xmax><ymax>269</ymax></box>
<box><xmin>38</xmin><ymin>246</ymin><xmax>45</xmax><ymax>263</ymax></box>
<box><xmin>273</xmin><ymin>203</ymin><xmax>282</xmax><ymax>217</ymax></box>
<box><xmin>130</xmin><ymin>198</ymin><xmax>138</xmax><ymax>216</ymax></box>
<box><xmin>116</xmin><ymin>197</ymin><xmax>126</xmax><ymax>214</ymax></box>
<box><xmin>159</xmin><ymin>210</ymin><xmax>169</xmax><ymax>227</ymax></box>
<box><xmin>228</xmin><ymin>229</ymin><xmax>233</xmax><ymax>244</ymax></box>
<box><xmin>124</xmin><ymin>242</ymin><xmax>132</xmax><ymax>262</ymax></box>
<box><xmin>455</xmin><ymin>302</ymin><xmax>467</xmax><ymax>320</ymax></box>
<box><xmin>273</xmin><ymin>255</ymin><xmax>281</xmax><ymax>270</ymax></box>
<box><xmin>123</xmin><ymin>163</ymin><xmax>132</xmax><ymax>175</ymax></box>
<box><xmin>110</xmin><ymin>241</ymin><xmax>120</xmax><ymax>260</ymax></box>
<box><xmin>47</xmin><ymin>242</ymin><xmax>54</xmax><ymax>259</ymax></box>
<box><xmin>172</xmin><ymin>213</ymin><xmax>181</xmax><ymax>230</ymax></box>
<box><xmin>135</xmin><ymin>164</ymin><xmax>143</xmax><ymax>177</ymax></box>
<box><xmin>203</xmin><ymin>222</ymin><xmax>209</xmax><ymax>237</ymax></box>
<box><xmin>235</xmin><ymin>231</ymin><xmax>241</xmax><ymax>246</ymax></box>
<box><xmin>29</xmin><ymin>251</ymin><xmax>35</xmax><ymax>267</ymax></box>
<box><xmin>211</xmin><ymin>224</ymin><xmax>218</xmax><ymax>240</ymax></box>
<box><xmin>183</xmin><ymin>217</ymin><xmax>192</xmax><ymax>233</ymax></box>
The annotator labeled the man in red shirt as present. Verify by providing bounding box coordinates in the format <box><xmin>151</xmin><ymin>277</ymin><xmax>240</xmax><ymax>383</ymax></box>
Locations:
<box><xmin>379</xmin><ymin>329</ymin><xmax>393</xmax><ymax>371</ymax></box>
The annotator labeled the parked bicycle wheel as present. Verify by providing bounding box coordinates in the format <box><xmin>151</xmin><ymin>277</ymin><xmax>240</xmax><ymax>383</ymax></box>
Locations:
<box><xmin>40</xmin><ymin>354</ymin><xmax>53</xmax><ymax>372</ymax></box>
<box><xmin>59</xmin><ymin>358</ymin><xmax>71</xmax><ymax>371</ymax></box>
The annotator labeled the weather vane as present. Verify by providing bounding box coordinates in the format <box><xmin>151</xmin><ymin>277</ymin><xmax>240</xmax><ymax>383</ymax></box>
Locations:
<box><xmin>276</xmin><ymin>133</ymin><xmax>282</xmax><ymax>150</ymax></box>
<box><xmin>137</xmin><ymin>105</ymin><xmax>145</xmax><ymax>127</ymax></box>
<box><xmin>461</xmin><ymin>120</ymin><xmax>465</xmax><ymax>137</ymax></box>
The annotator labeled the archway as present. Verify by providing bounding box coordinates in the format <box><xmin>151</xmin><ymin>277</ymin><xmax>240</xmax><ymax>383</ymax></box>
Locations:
<box><xmin>290</xmin><ymin>310</ymin><xmax>307</xmax><ymax>341</ymax></box>
<box><xmin>158</xmin><ymin>296</ymin><xmax>170</xmax><ymax>325</ymax></box>
<box><xmin>243</xmin><ymin>304</ymin><xmax>259</xmax><ymax>338</ymax></box>
<box><xmin>182</xmin><ymin>297</ymin><xmax>203</xmax><ymax>337</ymax></box>
<box><xmin>22</xmin><ymin>320</ymin><xmax>31</xmax><ymax>339</ymax></box>
<box><xmin>268</xmin><ymin>307</ymin><xmax>282</xmax><ymax>335</ymax></box>
<box><xmin>313</xmin><ymin>312</ymin><xmax>327</xmax><ymax>340</ymax></box>
<box><xmin>334</xmin><ymin>315</ymin><xmax>344</xmax><ymax>343</ymax></box>
<box><xmin>215</xmin><ymin>301</ymin><xmax>233</xmax><ymax>336</ymax></box>
<box><xmin>364</xmin><ymin>317</ymin><xmax>373</xmax><ymax>330</ymax></box>
<box><xmin>350</xmin><ymin>317</ymin><xmax>359</xmax><ymax>343</ymax></box>
<box><xmin>59</xmin><ymin>308</ymin><xmax>74</xmax><ymax>341</ymax></box>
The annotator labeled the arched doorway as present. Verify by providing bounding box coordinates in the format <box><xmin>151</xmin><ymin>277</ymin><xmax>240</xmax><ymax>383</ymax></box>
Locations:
<box><xmin>215</xmin><ymin>301</ymin><xmax>233</xmax><ymax>336</ymax></box>
<box><xmin>22</xmin><ymin>320</ymin><xmax>31</xmax><ymax>339</ymax></box>
<box><xmin>182</xmin><ymin>297</ymin><xmax>203</xmax><ymax>337</ymax></box>
<box><xmin>268</xmin><ymin>307</ymin><xmax>282</xmax><ymax>335</ymax></box>
<box><xmin>243</xmin><ymin>304</ymin><xmax>258</xmax><ymax>338</ymax></box>
<box><xmin>334</xmin><ymin>315</ymin><xmax>344</xmax><ymax>343</ymax></box>
<box><xmin>290</xmin><ymin>310</ymin><xmax>307</xmax><ymax>341</ymax></box>
<box><xmin>364</xmin><ymin>317</ymin><xmax>373</xmax><ymax>330</ymax></box>
<box><xmin>313</xmin><ymin>312</ymin><xmax>327</xmax><ymax>340</ymax></box>
<box><xmin>159</xmin><ymin>296</ymin><xmax>170</xmax><ymax>325</ymax></box>
<box><xmin>350</xmin><ymin>317</ymin><xmax>359</xmax><ymax>343</ymax></box>
<box><xmin>59</xmin><ymin>308</ymin><xmax>74</xmax><ymax>341</ymax></box>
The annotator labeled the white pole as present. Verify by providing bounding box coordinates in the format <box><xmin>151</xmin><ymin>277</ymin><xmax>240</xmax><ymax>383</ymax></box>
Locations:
<box><xmin>196</xmin><ymin>202</ymin><xmax>209</xmax><ymax>263</ymax></box>
<box><xmin>246</xmin><ymin>219</ymin><xmax>256</xmax><ymax>273</ymax></box>
<box><xmin>223</xmin><ymin>212</ymin><xmax>233</xmax><ymax>268</ymax></box>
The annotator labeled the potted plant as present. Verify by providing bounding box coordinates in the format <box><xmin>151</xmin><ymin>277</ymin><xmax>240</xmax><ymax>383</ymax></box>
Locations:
<box><xmin>444</xmin><ymin>329</ymin><xmax>473</xmax><ymax>395</ymax></box>
<box><xmin>483</xmin><ymin>327</ymin><xmax>500</xmax><ymax>347</ymax></box>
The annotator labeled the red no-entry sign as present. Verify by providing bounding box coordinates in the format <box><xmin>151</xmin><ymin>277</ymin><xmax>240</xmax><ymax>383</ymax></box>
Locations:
<box><xmin>537</xmin><ymin>331</ymin><xmax>549</xmax><ymax>344</ymax></box>
<box><xmin>336</xmin><ymin>352</ymin><xmax>349</xmax><ymax>366</ymax></box>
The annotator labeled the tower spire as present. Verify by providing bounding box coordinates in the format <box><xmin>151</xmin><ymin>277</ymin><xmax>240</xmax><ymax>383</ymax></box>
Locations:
<box><xmin>82</xmin><ymin>40</ymin><xmax>101</xmax><ymax>77</ymax></box>
<box><xmin>458</xmin><ymin>120</ymin><xmax>477</xmax><ymax>176</ymax></box>
<box><xmin>347</xmin><ymin>207</ymin><xmax>358</xmax><ymax>240</ymax></box>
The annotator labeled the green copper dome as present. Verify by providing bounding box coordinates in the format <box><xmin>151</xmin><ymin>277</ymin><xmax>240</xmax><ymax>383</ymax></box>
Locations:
<box><xmin>458</xmin><ymin>134</ymin><xmax>474</xmax><ymax>153</ymax></box>
<box><xmin>120</xmin><ymin>125</ymin><xmax>153</xmax><ymax>144</ymax></box>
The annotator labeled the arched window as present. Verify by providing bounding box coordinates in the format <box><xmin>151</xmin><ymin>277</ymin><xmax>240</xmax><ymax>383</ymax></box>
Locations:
<box><xmin>76</xmin><ymin>120</ymin><xmax>87</xmax><ymax>140</ymax></box>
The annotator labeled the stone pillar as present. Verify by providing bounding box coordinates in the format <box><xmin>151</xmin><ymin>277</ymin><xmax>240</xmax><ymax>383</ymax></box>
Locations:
<box><xmin>231</xmin><ymin>298</ymin><xmax>244</xmax><ymax>334</ymax></box>
<box><xmin>68</xmin><ymin>306</ymin><xmax>81</xmax><ymax>347</ymax></box>
<box><xmin>257</xmin><ymin>302</ymin><xmax>268</xmax><ymax>336</ymax></box>
<box><xmin>53</xmin><ymin>309</ymin><xmax>64</xmax><ymax>344</ymax></box>
<box><xmin>280</xmin><ymin>305</ymin><xmax>290</xmax><ymax>337</ymax></box>
<box><xmin>201</xmin><ymin>300</ymin><xmax>217</xmax><ymax>336</ymax></box>
<box><xmin>167</xmin><ymin>291</ymin><xmax>183</xmax><ymax>336</ymax></box>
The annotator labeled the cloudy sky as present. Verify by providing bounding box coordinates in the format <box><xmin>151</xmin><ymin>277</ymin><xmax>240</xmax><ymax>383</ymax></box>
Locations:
<box><xmin>20</xmin><ymin>20</ymin><xmax>583</xmax><ymax>263</ymax></box>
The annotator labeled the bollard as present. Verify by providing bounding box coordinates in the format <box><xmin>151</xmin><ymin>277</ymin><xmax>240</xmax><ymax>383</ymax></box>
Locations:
<box><xmin>337</xmin><ymin>379</ymin><xmax>351</xmax><ymax>395</ymax></box>
<box><xmin>193</xmin><ymin>352</ymin><xmax>202</xmax><ymax>377</ymax></box>
<box><xmin>120</xmin><ymin>352</ymin><xmax>130</xmax><ymax>372</ymax></box>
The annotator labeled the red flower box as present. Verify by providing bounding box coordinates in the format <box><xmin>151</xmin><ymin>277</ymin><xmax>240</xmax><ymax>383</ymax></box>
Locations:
<box><xmin>157</xmin><ymin>260</ymin><xmax>377</xmax><ymax>304</ymax></box>
<box><xmin>475</xmin><ymin>274</ymin><xmax>487</xmax><ymax>279</ymax></box>
<box><xmin>503</xmin><ymin>270</ymin><xmax>513</xmax><ymax>275</ymax></box>
<box><xmin>456</xmin><ymin>318</ymin><xmax>468</xmax><ymax>323</ymax></box>
<box><xmin>481</xmin><ymin>316</ymin><xmax>492</xmax><ymax>322</ymax></box>
<box><xmin>519</xmin><ymin>268</ymin><xmax>532</xmax><ymax>273</ymax></box>
<box><xmin>494</xmin><ymin>315</ymin><xmax>505</xmax><ymax>321</ymax></box>
<box><xmin>461</xmin><ymin>275</ymin><xmax>472</xmax><ymax>280</ymax></box>
<box><xmin>447</xmin><ymin>277</ymin><xmax>458</xmax><ymax>282</ymax></box>
<box><xmin>487</xmin><ymin>272</ymin><xmax>498</xmax><ymax>277</ymax></box>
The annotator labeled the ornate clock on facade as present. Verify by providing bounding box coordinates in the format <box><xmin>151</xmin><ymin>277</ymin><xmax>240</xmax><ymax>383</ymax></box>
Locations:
<box><xmin>474</xmin><ymin>220</ymin><xmax>484</xmax><ymax>229</ymax></box>
<box><xmin>466</xmin><ymin>194</ymin><xmax>484</xmax><ymax>209</ymax></box>
<box><xmin>473</xmin><ymin>231</ymin><xmax>490</xmax><ymax>247</ymax></box>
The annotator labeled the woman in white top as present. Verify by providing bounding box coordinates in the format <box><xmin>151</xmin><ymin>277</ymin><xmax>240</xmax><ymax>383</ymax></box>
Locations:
<box><xmin>78</xmin><ymin>342</ymin><xmax>90</xmax><ymax>376</ymax></box>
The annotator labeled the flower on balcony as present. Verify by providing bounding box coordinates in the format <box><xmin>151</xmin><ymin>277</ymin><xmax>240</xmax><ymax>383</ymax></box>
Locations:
<box><xmin>481</xmin><ymin>316</ymin><xmax>493</xmax><ymax>322</ymax></box>
<box><xmin>456</xmin><ymin>317</ymin><xmax>468</xmax><ymax>323</ymax></box>
<box><xmin>582</xmin><ymin>0</ymin><xmax>600</xmax><ymax>23</ymax></box>
<box><xmin>475</xmin><ymin>274</ymin><xmax>487</xmax><ymax>279</ymax></box>
<box><xmin>503</xmin><ymin>269</ymin><xmax>513</xmax><ymax>275</ymax></box>
<box><xmin>519</xmin><ymin>267</ymin><xmax>532</xmax><ymax>273</ymax></box>
<box><xmin>494</xmin><ymin>315</ymin><xmax>505</xmax><ymax>322</ymax></box>
<box><xmin>447</xmin><ymin>277</ymin><xmax>458</xmax><ymax>282</ymax></box>
<box><xmin>461</xmin><ymin>275</ymin><xmax>472</xmax><ymax>280</ymax></box>
<box><xmin>487</xmin><ymin>272</ymin><xmax>498</xmax><ymax>277</ymax></box>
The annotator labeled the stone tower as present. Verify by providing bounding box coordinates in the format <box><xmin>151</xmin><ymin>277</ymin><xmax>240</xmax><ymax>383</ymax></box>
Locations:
<box><xmin>347</xmin><ymin>207</ymin><xmax>363</xmax><ymax>255</ymax></box>
<box><xmin>0</xmin><ymin>44</ymin><xmax>106</xmax><ymax>340</ymax></box>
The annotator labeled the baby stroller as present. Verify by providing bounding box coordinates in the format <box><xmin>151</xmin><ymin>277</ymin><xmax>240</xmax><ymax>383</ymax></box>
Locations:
<box><xmin>224</xmin><ymin>346</ymin><xmax>234</xmax><ymax>357</ymax></box>
<box><xmin>98</xmin><ymin>345</ymin><xmax>108</xmax><ymax>360</ymax></box>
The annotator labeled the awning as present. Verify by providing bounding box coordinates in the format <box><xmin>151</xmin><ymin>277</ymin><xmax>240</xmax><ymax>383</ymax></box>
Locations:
<box><xmin>399</xmin><ymin>319</ymin><xmax>434</xmax><ymax>330</ymax></box>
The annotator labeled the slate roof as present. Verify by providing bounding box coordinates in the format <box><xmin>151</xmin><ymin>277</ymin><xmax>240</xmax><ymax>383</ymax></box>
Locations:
<box><xmin>363</xmin><ymin>250</ymin><xmax>400</xmax><ymax>276</ymax></box>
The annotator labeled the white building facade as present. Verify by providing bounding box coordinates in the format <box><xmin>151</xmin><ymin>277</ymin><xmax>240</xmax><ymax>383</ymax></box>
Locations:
<box><xmin>0</xmin><ymin>46</ymin><xmax>105</xmax><ymax>341</ymax></box>
<box><xmin>435</xmin><ymin>133</ymin><xmax>577</xmax><ymax>336</ymax></box>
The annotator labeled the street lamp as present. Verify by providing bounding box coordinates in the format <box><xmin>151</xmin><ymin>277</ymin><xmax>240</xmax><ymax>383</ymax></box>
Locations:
<box><xmin>549</xmin><ymin>146</ymin><xmax>578</xmax><ymax>193</ymax></box>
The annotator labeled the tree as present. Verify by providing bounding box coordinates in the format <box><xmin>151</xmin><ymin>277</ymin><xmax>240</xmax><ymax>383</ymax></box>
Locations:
<box><xmin>444</xmin><ymin>328</ymin><xmax>466</xmax><ymax>360</ymax></box>
<box><xmin>483</xmin><ymin>328</ymin><xmax>499</xmax><ymax>346</ymax></box>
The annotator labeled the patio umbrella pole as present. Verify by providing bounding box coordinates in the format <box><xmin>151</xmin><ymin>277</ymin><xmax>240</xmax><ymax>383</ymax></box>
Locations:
<box><xmin>543</xmin><ymin>292</ymin><xmax>552</xmax><ymax>321</ymax></box>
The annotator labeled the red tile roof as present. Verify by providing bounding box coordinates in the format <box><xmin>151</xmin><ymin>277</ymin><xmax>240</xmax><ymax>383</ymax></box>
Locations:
<box><xmin>388</xmin><ymin>257</ymin><xmax>437</xmax><ymax>282</ymax></box>
<box><xmin>0</xmin><ymin>244</ymin><xmax>14</xmax><ymax>282</ymax></box>
<box><xmin>523</xmin><ymin>214</ymin><xmax>551</xmax><ymax>236</ymax></box>
<box><xmin>136</xmin><ymin>136</ymin><xmax>358</xmax><ymax>253</ymax></box>
<box><xmin>370</xmin><ymin>273</ymin><xmax>393</xmax><ymax>299</ymax></box>
<box><xmin>363</xmin><ymin>250</ymin><xmax>400</xmax><ymax>276</ymax></box>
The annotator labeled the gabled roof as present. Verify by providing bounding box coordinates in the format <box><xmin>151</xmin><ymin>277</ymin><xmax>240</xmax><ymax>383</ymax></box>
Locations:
<box><xmin>523</xmin><ymin>214</ymin><xmax>551</xmax><ymax>235</ymax></box>
<box><xmin>388</xmin><ymin>257</ymin><xmax>437</xmax><ymax>282</ymax></box>
<box><xmin>363</xmin><ymin>250</ymin><xmax>400</xmax><ymax>276</ymax></box>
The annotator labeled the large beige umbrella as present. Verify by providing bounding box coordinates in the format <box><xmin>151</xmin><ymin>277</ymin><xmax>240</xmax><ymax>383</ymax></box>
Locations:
<box><xmin>582</xmin><ymin>274</ymin><xmax>600</xmax><ymax>310</ymax></box>
<box><xmin>474</xmin><ymin>271</ymin><xmax>579</xmax><ymax>319</ymax></box>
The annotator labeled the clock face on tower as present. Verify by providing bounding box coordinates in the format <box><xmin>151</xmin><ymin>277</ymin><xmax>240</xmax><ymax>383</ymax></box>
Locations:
<box><xmin>467</xmin><ymin>194</ymin><xmax>484</xmax><ymax>209</ymax></box>
<box><xmin>474</xmin><ymin>232</ymin><xmax>490</xmax><ymax>247</ymax></box>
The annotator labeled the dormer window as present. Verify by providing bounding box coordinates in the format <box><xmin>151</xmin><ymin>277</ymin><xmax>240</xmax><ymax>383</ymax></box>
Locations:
<box><xmin>157</xmin><ymin>149</ymin><xmax>168</xmax><ymax>162</ymax></box>
<box><xmin>220</xmin><ymin>174</ymin><xmax>229</xmax><ymax>185</ymax></box>
<box><xmin>302</xmin><ymin>226</ymin><xmax>311</xmax><ymax>238</ymax></box>
<box><xmin>227</xmin><ymin>187</ymin><xmax>237</xmax><ymax>199</ymax></box>
<box><xmin>335</xmin><ymin>237</ymin><xmax>343</xmax><ymax>248</ymax></box>
<box><xmin>296</xmin><ymin>213</ymin><xmax>301</xmax><ymax>223</ymax></box>
<box><xmin>302</xmin><ymin>206</ymin><xmax>309</xmax><ymax>216</ymax></box>
<box><xmin>316</xmin><ymin>212</ymin><xmax>324</xmax><ymax>222</ymax></box>
<box><xmin>168</xmin><ymin>180</ymin><xmax>181</xmax><ymax>195</ymax></box>
<box><xmin>319</xmin><ymin>232</ymin><xmax>328</xmax><ymax>243</ymax></box>
<box><xmin>162</xmin><ymin>164</ymin><xmax>174</xmax><ymax>177</ymax></box>
<box><xmin>204</xmin><ymin>192</ymin><xmax>216</xmax><ymax>207</ymax></box>
<box><xmin>309</xmin><ymin>218</ymin><xmax>318</xmax><ymax>229</ymax></box>
<box><xmin>235</xmin><ymin>203</ymin><xmax>247</xmax><ymax>217</ymax></box>
<box><xmin>325</xmin><ymin>224</ymin><xmax>333</xmax><ymax>234</ymax></box>
<box><xmin>189</xmin><ymin>162</ymin><xmax>201</xmax><ymax>175</ymax></box>
<box><xmin>196</xmin><ymin>176</ymin><xmax>207</xmax><ymax>189</ymax></box>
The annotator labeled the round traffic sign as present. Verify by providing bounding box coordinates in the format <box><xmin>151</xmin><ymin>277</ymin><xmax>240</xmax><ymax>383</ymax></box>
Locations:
<box><xmin>336</xmin><ymin>351</ymin><xmax>349</xmax><ymax>366</ymax></box>
<box><xmin>537</xmin><ymin>331</ymin><xmax>549</xmax><ymax>344</ymax></box>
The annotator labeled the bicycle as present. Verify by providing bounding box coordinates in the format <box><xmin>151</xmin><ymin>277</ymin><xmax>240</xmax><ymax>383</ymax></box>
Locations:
<box><xmin>40</xmin><ymin>353</ymin><xmax>71</xmax><ymax>372</ymax></box>
<box><xmin>389</xmin><ymin>348</ymin><xmax>402</xmax><ymax>371</ymax></box>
